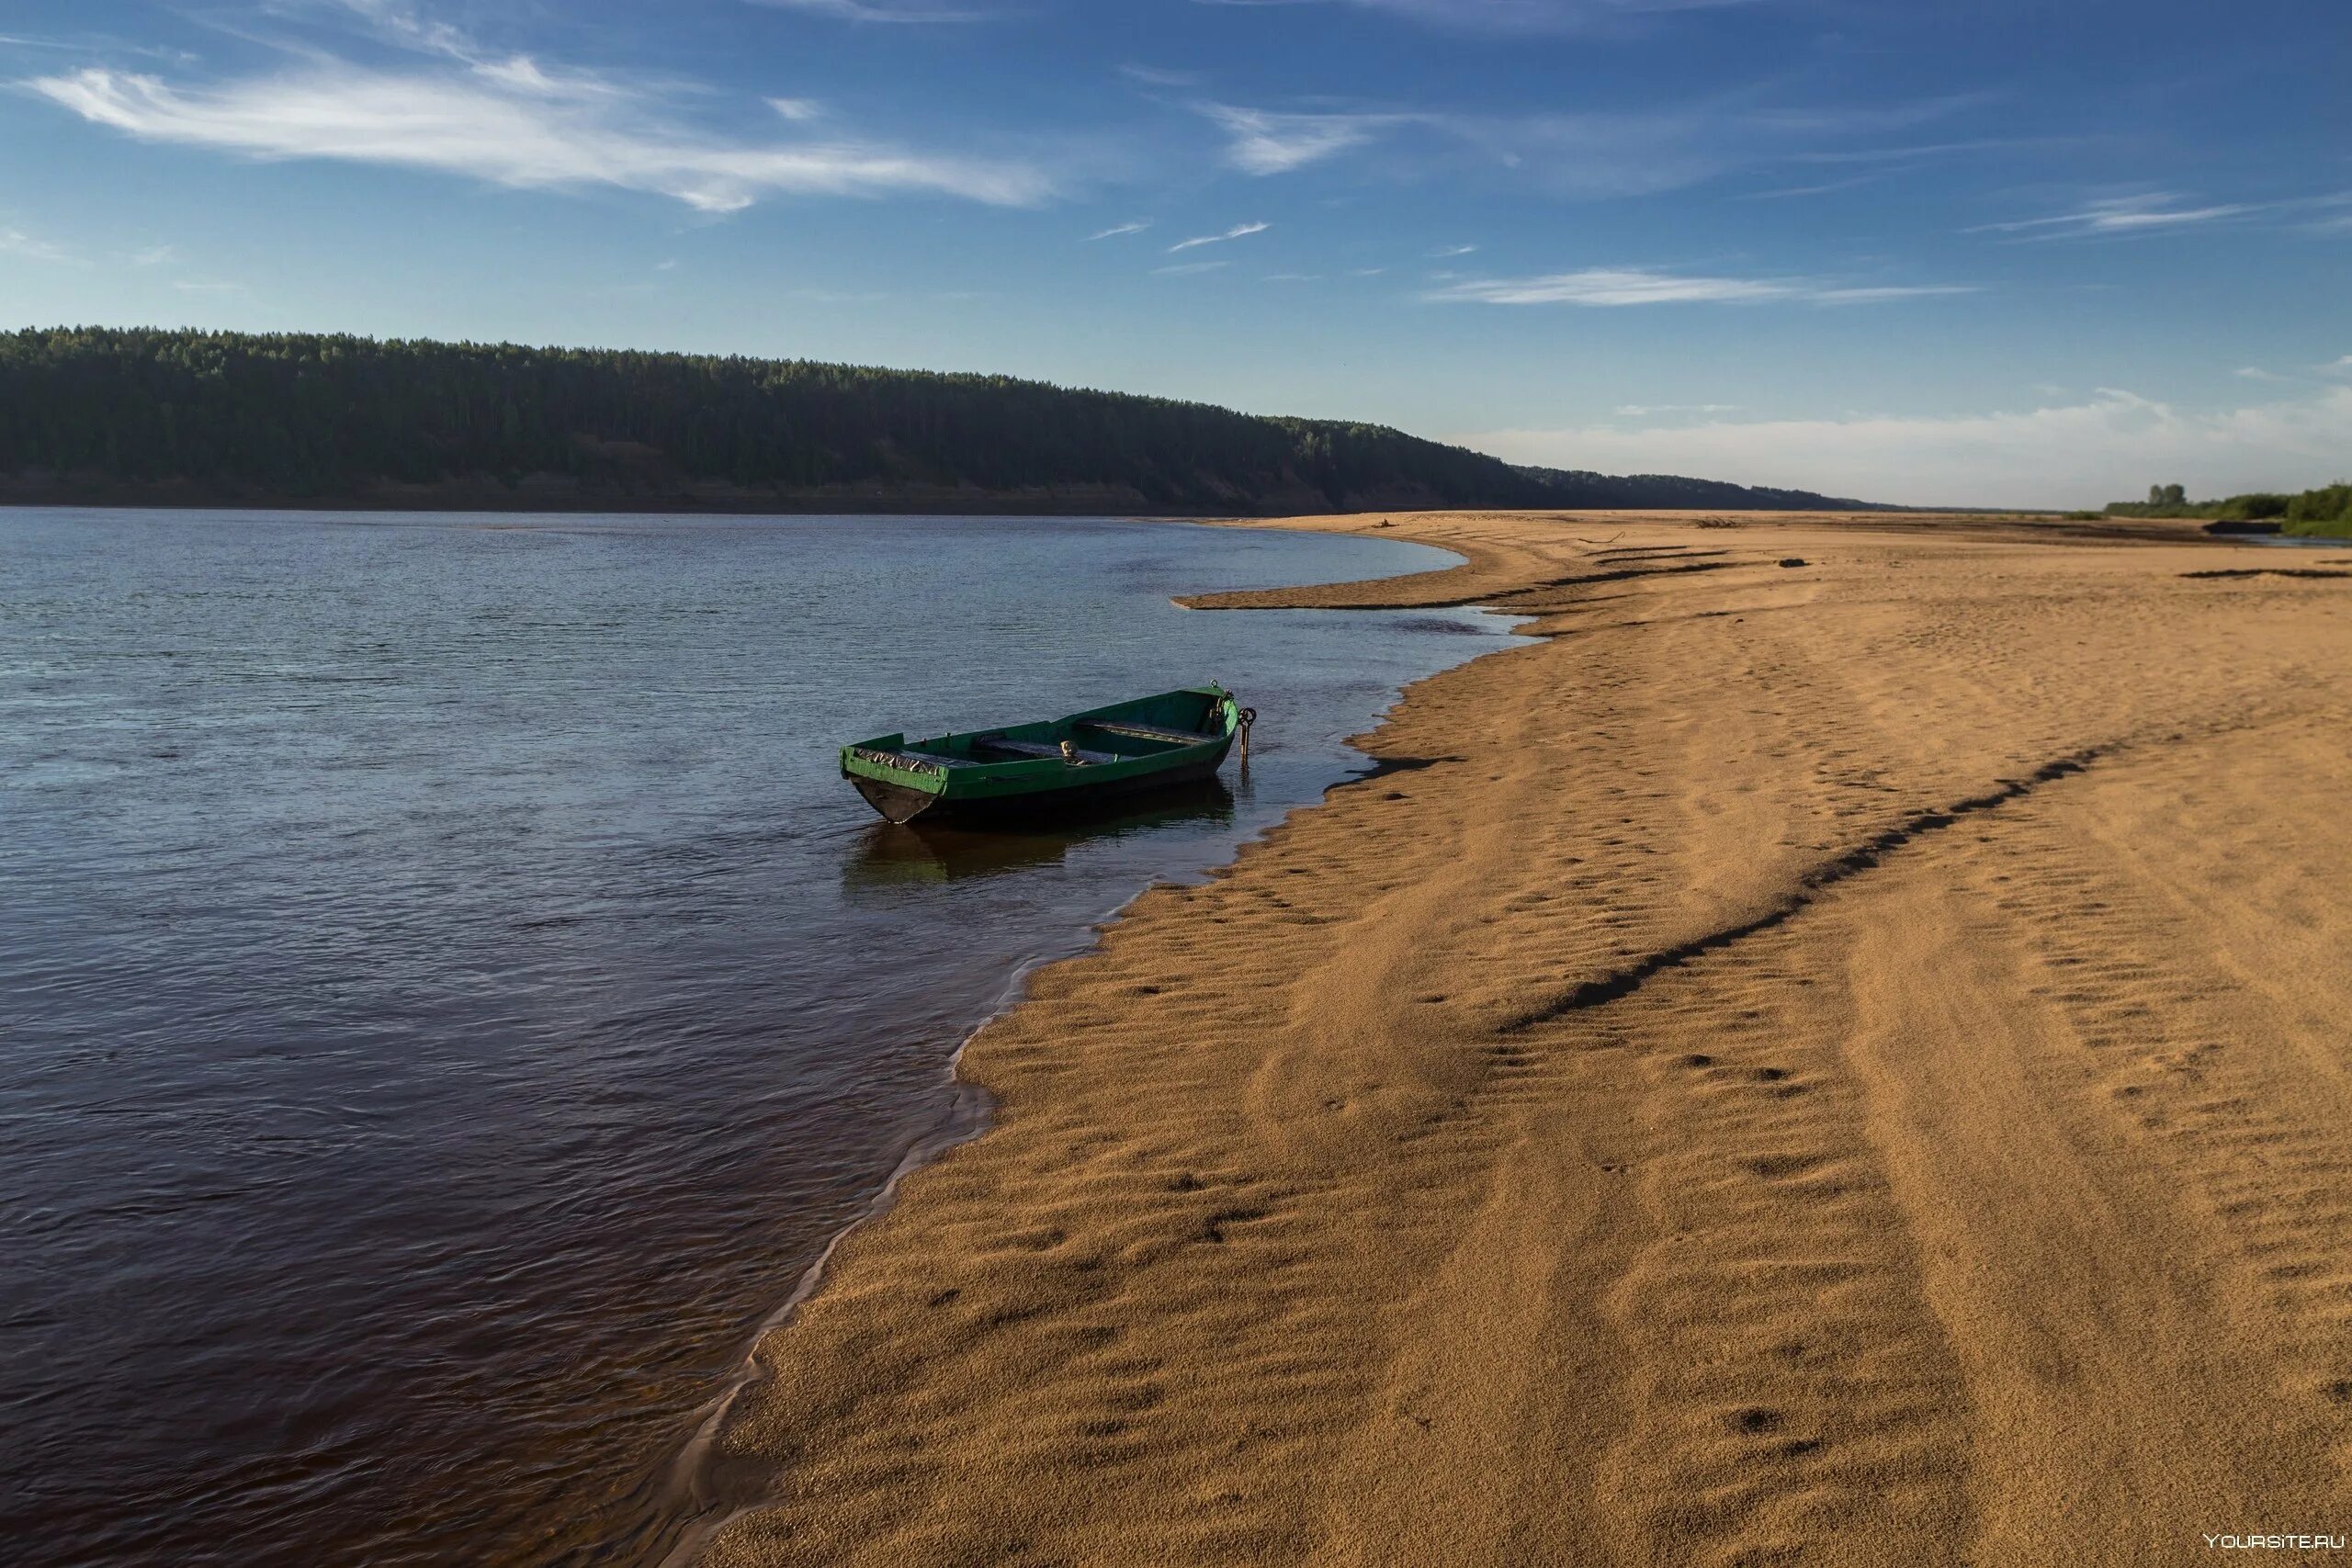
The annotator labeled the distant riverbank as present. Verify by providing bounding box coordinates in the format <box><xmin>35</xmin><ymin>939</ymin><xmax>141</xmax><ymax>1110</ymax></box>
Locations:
<box><xmin>1</xmin><ymin>327</ymin><xmax>1891</xmax><ymax>521</ymax></box>
<box><xmin>0</xmin><ymin>474</ymin><xmax>1355</xmax><ymax>517</ymax></box>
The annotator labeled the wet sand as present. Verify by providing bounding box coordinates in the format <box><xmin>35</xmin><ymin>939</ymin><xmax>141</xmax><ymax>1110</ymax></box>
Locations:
<box><xmin>690</xmin><ymin>511</ymin><xmax>2352</xmax><ymax>1566</ymax></box>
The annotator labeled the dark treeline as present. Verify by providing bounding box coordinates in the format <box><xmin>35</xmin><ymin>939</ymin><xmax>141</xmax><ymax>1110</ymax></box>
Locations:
<box><xmin>1513</xmin><ymin>465</ymin><xmax>1885</xmax><ymax>513</ymax></box>
<box><xmin>0</xmin><ymin>327</ymin><xmax>1569</xmax><ymax>513</ymax></box>
<box><xmin>0</xmin><ymin>327</ymin><xmax>1900</xmax><ymax>516</ymax></box>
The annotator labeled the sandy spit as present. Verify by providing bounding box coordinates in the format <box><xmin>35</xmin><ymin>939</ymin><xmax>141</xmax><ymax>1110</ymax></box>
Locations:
<box><xmin>691</xmin><ymin>511</ymin><xmax>2352</xmax><ymax>1566</ymax></box>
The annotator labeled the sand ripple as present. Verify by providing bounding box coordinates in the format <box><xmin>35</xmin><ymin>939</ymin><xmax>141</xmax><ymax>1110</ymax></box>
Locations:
<box><xmin>689</xmin><ymin>512</ymin><xmax>2352</xmax><ymax>1566</ymax></box>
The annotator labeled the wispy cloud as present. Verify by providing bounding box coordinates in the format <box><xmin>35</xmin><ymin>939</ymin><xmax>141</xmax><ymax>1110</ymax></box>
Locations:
<box><xmin>1433</xmin><ymin>268</ymin><xmax>1777</xmax><ymax>305</ymax></box>
<box><xmin>1197</xmin><ymin>104</ymin><xmax>1398</xmax><ymax>175</ymax></box>
<box><xmin>1153</xmin><ymin>258</ymin><xmax>1230</xmax><ymax>275</ymax></box>
<box><xmin>1168</xmin><ymin>220</ymin><xmax>1270</xmax><ymax>252</ymax></box>
<box><xmin>2296</xmin><ymin>195</ymin><xmax>2352</xmax><ymax>235</ymax></box>
<box><xmin>1811</xmin><ymin>285</ymin><xmax>1980</xmax><ymax>303</ymax></box>
<box><xmin>309</xmin><ymin>0</ymin><xmax>478</xmax><ymax>61</ymax></box>
<box><xmin>1192</xmin><ymin>0</ymin><xmax>1761</xmax><ymax>35</ymax></box>
<box><xmin>1086</xmin><ymin>219</ymin><xmax>1152</xmax><ymax>240</ymax></box>
<box><xmin>1615</xmin><ymin>402</ymin><xmax>1740</xmax><ymax>415</ymax></box>
<box><xmin>0</xmin><ymin>227</ymin><xmax>74</xmax><ymax>263</ymax></box>
<box><xmin>743</xmin><ymin>0</ymin><xmax>990</xmax><ymax>21</ymax></box>
<box><xmin>1431</xmin><ymin>243</ymin><xmax>1478</xmax><ymax>256</ymax></box>
<box><xmin>1738</xmin><ymin>173</ymin><xmax>1888</xmax><ymax>200</ymax></box>
<box><xmin>1120</xmin><ymin>63</ymin><xmax>1204</xmax><ymax>88</ymax></box>
<box><xmin>1195</xmin><ymin>96</ymin><xmax>1996</xmax><ymax>197</ymax></box>
<box><xmin>765</xmin><ymin>96</ymin><xmax>823</xmax><ymax>120</ymax></box>
<box><xmin>1460</xmin><ymin>385</ymin><xmax>2352</xmax><ymax>509</ymax></box>
<box><xmin>28</xmin><ymin>62</ymin><xmax>1056</xmax><ymax>212</ymax></box>
<box><xmin>1427</xmin><ymin>266</ymin><xmax>1974</xmax><ymax>307</ymax></box>
<box><xmin>1969</xmin><ymin>191</ymin><xmax>2256</xmax><ymax>240</ymax></box>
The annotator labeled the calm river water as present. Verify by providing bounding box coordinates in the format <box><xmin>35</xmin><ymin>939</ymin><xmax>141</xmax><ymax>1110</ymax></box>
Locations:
<box><xmin>0</xmin><ymin>510</ymin><xmax>1516</xmax><ymax>1567</ymax></box>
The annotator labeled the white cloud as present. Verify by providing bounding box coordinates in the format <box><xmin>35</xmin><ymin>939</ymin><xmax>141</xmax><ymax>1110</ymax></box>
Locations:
<box><xmin>129</xmin><ymin>243</ymin><xmax>177</xmax><ymax>265</ymax></box>
<box><xmin>1615</xmin><ymin>402</ymin><xmax>1740</xmax><ymax>415</ymax></box>
<box><xmin>314</xmin><ymin>0</ymin><xmax>477</xmax><ymax>60</ymax></box>
<box><xmin>467</xmin><ymin>54</ymin><xmax>600</xmax><ymax>96</ymax></box>
<box><xmin>1427</xmin><ymin>266</ymin><xmax>1973</xmax><ymax>307</ymax></box>
<box><xmin>1197</xmin><ymin>104</ymin><xmax>1396</xmax><ymax>175</ymax></box>
<box><xmin>0</xmin><ymin>227</ymin><xmax>74</xmax><ymax>263</ymax></box>
<box><xmin>765</xmin><ymin>96</ymin><xmax>823</xmax><ymax>121</ymax></box>
<box><xmin>1168</xmin><ymin>220</ymin><xmax>1269</xmax><ymax>252</ymax></box>
<box><xmin>1120</xmin><ymin>63</ymin><xmax>1204</xmax><ymax>88</ymax></box>
<box><xmin>1970</xmin><ymin>191</ymin><xmax>2256</xmax><ymax>240</ymax></box>
<box><xmin>1460</xmin><ymin>270</ymin><xmax>1775</xmax><ymax>305</ymax></box>
<box><xmin>1362</xmin><ymin>0</ymin><xmax>1759</xmax><ymax>24</ymax></box>
<box><xmin>1809</xmin><ymin>285</ymin><xmax>1979</xmax><ymax>303</ymax></box>
<box><xmin>1432</xmin><ymin>243</ymin><xmax>1478</xmax><ymax>256</ymax></box>
<box><xmin>744</xmin><ymin>0</ymin><xmax>989</xmax><ymax>20</ymax></box>
<box><xmin>28</xmin><ymin>64</ymin><xmax>1055</xmax><ymax>212</ymax></box>
<box><xmin>1153</xmin><ymin>259</ymin><xmax>1230</xmax><ymax>275</ymax></box>
<box><xmin>1459</xmin><ymin>386</ymin><xmax>2352</xmax><ymax>509</ymax></box>
<box><xmin>1086</xmin><ymin>220</ymin><xmax>1151</xmax><ymax>240</ymax></box>
<box><xmin>1193</xmin><ymin>0</ymin><xmax>1759</xmax><ymax>34</ymax></box>
<box><xmin>1739</xmin><ymin>174</ymin><xmax>1886</xmax><ymax>200</ymax></box>
<box><xmin>1196</xmin><ymin>96</ymin><xmax>1988</xmax><ymax>198</ymax></box>
<box><xmin>1441</xmin><ymin>110</ymin><xmax>1740</xmax><ymax>197</ymax></box>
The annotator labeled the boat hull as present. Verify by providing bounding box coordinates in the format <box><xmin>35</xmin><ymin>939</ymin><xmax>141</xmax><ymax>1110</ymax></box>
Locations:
<box><xmin>841</xmin><ymin>683</ymin><xmax>1249</xmax><ymax>827</ymax></box>
<box><xmin>850</xmin><ymin>743</ymin><xmax>1231</xmax><ymax>825</ymax></box>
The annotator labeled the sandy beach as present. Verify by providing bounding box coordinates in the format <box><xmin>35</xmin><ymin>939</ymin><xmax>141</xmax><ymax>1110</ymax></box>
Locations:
<box><xmin>692</xmin><ymin>511</ymin><xmax>2352</xmax><ymax>1567</ymax></box>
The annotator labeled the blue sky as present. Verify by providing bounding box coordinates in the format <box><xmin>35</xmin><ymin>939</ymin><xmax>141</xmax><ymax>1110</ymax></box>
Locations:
<box><xmin>3</xmin><ymin>0</ymin><xmax>2346</xmax><ymax>505</ymax></box>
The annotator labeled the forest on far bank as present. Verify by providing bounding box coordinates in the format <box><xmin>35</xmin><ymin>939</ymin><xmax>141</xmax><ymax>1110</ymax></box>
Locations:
<box><xmin>0</xmin><ymin>327</ymin><xmax>1881</xmax><ymax>516</ymax></box>
<box><xmin>0</xmin><ymin>327</ymin><xmax>1564</xmax><ymax>513</ymax></box>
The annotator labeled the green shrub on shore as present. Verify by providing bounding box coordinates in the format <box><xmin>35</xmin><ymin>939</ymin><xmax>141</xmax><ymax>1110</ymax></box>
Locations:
<box><xmin>2105</xmin><ymin>482</ymin><xmax>2352</xmax><ymax>536</ymax></box>
<box><xmin>2283</xmin><ymin>484</ymin><xmax>2352</xmax><ymax>536</ymax></box>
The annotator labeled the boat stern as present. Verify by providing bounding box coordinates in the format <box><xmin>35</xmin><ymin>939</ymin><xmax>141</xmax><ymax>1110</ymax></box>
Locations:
<box><xmin>841</xmin><ymin>736</ymin><xmax>956</xmax><ymax>824</ymax></box>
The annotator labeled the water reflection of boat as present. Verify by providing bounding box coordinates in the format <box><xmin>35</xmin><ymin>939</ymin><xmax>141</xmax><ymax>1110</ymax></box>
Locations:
<box><xmin>843</xmin><ymin>778</ymin><xmax>1238</xmax><ymax>886</ymax></box>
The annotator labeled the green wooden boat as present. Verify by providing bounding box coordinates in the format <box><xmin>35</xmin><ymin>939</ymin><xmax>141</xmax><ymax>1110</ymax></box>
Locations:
<box><xmin>841</xmin><ymin>684</ymin><xmax>1253</xmax><ymax>825</ymax></box>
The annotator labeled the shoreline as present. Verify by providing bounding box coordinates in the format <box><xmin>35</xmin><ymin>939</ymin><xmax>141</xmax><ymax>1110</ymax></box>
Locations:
<box><xmin>683</xmin><ymin>508</ymin><xmax>2352</xmax><ymax>1567</ymax></box>
<box><xmin>643</xmin><ymin>516</ymin><xmax>1507</xmax><ymax>1565</ymax></box>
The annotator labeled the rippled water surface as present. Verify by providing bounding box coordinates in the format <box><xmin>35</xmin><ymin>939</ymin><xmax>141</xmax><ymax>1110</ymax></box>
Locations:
<box><xmin>0</xmin><ymin>510</ymin><xmax>1516</xmax><ymax>1567</ymax></box>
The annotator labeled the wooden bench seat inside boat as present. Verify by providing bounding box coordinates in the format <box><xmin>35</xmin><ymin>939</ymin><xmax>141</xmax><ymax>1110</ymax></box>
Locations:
<box><xmin>1074</xmin><ymin>720</ymin><xmax>1223</xmax><ymax>747</ymax></box>
<box><xmin>975</xmin><ymin>737</ymin><xmax>1123</xmax><ymax>764</ymax></box>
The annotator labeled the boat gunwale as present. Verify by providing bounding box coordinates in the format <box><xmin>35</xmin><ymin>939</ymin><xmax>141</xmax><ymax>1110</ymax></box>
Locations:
<box><xmin>839</xmin><ymin>685</ymin><xmax>1238</xmax><ymax>808</ymax></box>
